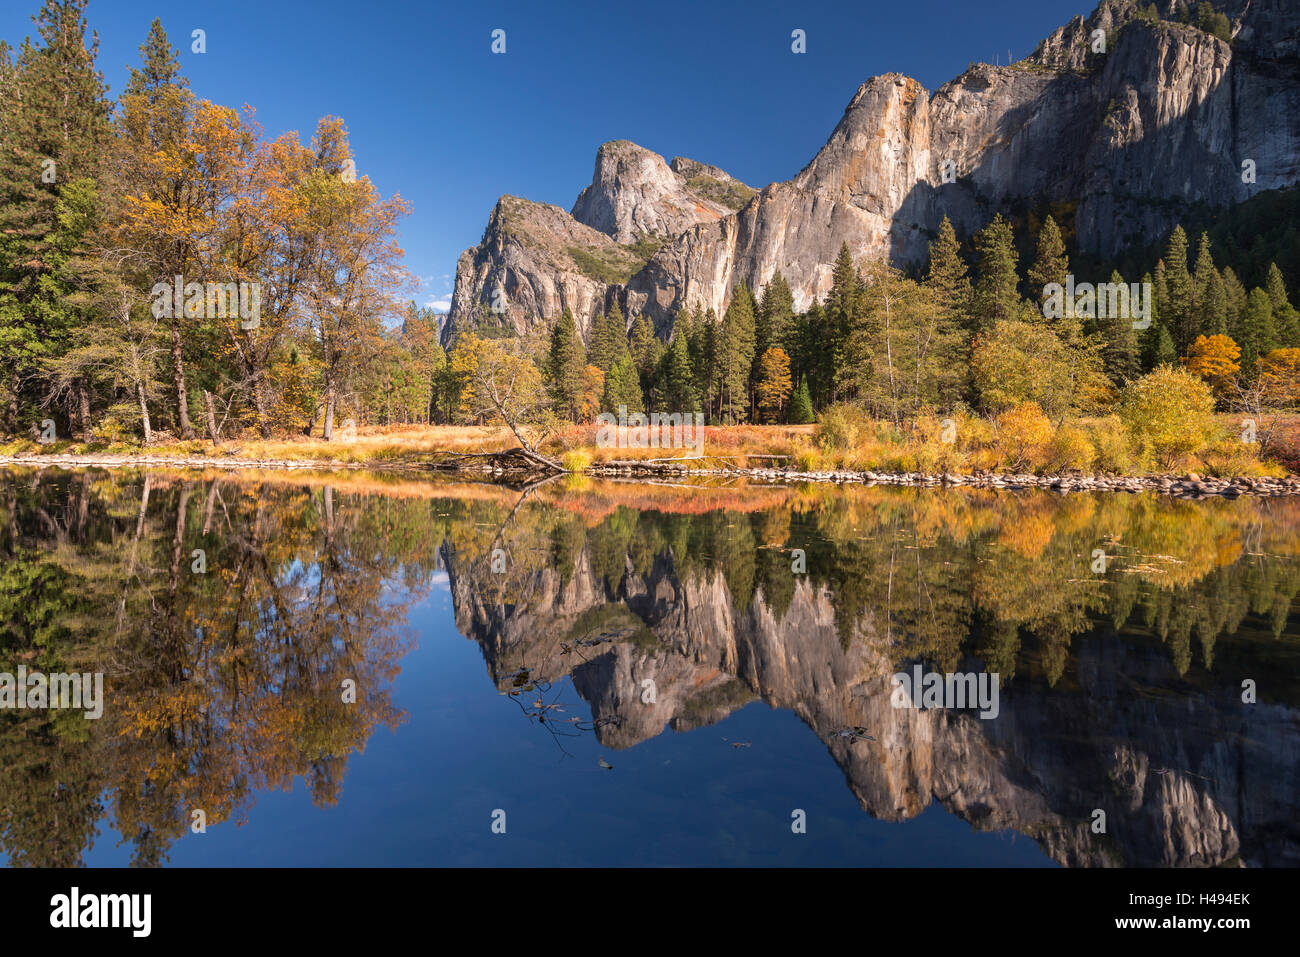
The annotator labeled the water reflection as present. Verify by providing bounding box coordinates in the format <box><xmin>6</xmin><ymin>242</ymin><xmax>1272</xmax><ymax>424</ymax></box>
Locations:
<box><xmin>1</xmin><ymin>469</ymin><xmax>1297</xmax><ymax>866</ymax></box>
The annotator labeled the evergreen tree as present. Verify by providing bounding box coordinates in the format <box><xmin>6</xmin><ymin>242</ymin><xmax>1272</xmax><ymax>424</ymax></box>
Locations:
<box><xmin>718</xmin><ymin>281</ymin><xmax>756</xmax><ymax>422</ymax></box>
<box><xmin>1103</xmin><ymin>270</ymin><xmax>1140</xmax><ymax>384</ymax></box>
<box><xmin>628</xmin><ymin>314</ymin><xmax>662</xmax><ymax>405</ymax></box>
<box><xmin>971</xmin><ymin>214</ymin><xmax>1021</xmax><ymax>334</ymax></box>
<box><xmin>605</xmin><ymin>300</ymin><xmax>628</xmax><ymax>366</ymax></box>
<box><xmin>547</xmin><ymin>308</ymin><xmax>586</xmax><ymax>420</ymax></box>
<box><xmin>0</xmin><ymin>0</ymin><xmax>112</xmax><ymax>434</ymax></box>
<box><xmin>1027</xmin><ymin>215</ymin><xmax>1069</xmax><ymax>312</ymax></box>
<box><xmin>587</xmin><ymin>311</ymin><xmax>613</xmax><ymax>371</ymax></box>
<box><xmin>787</xmin><ymin>378</ymin><xmax>815</xmax><ymax>424</ymax></box>
<box><xmin>1222</xmin><ymin>266</ymin><xmax>1247</xmax><ymax>336</ymax></box>
<box><xmin>1265</xmin><ymin>262</ymin><xmax>1300</xmax><ymax>346</ymax></box>
<box><xmin>1193</xmin><ymin>232</ymin><xmax>1227</xmax><ymax>336</ymax></box>
<box><xmin>1163</xmin><ymin>225</ymin><xmax>1195</xmax><ymax>353</ymax></box>
<box><xmin>822</xmin><ymin>243</ymin><xmax>860</xmax><ymax>403</ymax></box>
<box><xmin>1153</xmin><ymin>259</ymin><xmax>1170</xmax><ymax>330</ymax></box>
<box><xmin>758</xmin><ymin>270</ymin><xmax>795</xmax><ymax>356</ymax></box>
<box><xmin>1236</xmin><ymin>288</ymin><xmax>1277</xmax><ymax>374</ymax></box>
<box><xmin>926</xmin><ymin>217</ymin><xmax>971</xmax><ymax>327</ymax></box>
<box><xmin>657</xmin><ymin>329</ymin><xmax>697</xmax><ymax>413</ymax></box>
<box><xmin>600</xmin><ymin>353</ymin><xmax>643</xmax><ymax>414</ymax></box>
<box><xmin>1151</xmin><ymin>324</ymin><xmax>1178</xmax><ymax>368</ymax></box>
<box><xmin>925</xmin><ymin>217</ymin><xmax>973</xmax><ymax>402</ymax></box>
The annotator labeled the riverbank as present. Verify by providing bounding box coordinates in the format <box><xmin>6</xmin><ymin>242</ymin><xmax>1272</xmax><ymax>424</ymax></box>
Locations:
<box><xmin>3</xmin><ymin>449</ymin><xmax>1298</xmax><ymax>498</ymax></box>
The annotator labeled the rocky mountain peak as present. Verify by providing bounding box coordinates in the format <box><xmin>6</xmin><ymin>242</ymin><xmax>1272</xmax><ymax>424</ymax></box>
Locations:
<box><xmin>571</xmin><ymin>139</ymin><xmax>751</xmax><ymax>243</ymax></box>
<box><xmin>447</xmin><ymin>0</ymin><xmax>1300</xmax><ymax>341</ymax></box>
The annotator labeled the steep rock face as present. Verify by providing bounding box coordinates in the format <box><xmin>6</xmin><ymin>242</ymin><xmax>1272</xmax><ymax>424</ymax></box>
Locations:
<box><xmin>446</xmin><ymin>195</ymin><xmax>642</xmax><ymax>341</ymax></box>
<box><xmin>570</xmin><ymin>140</ymin><xmax>738</xmax><ymax>243</ymax></box>
<box><xmin>446</xmin><ymin>144</ymin><xmax>750</xmax><ymax>343</ymax></box>
<box><xmin>442</xmin><ymin>539</ymin><xmax>1300</xmax><ymax>867</ymax></box>
<box><xmin>448</xmin><ymin>0</ymin><xmax>1300</xmax><ymax>337</ymax></box>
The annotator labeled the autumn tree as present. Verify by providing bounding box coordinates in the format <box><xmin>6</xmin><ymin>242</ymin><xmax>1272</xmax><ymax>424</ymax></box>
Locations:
<box><xmin>754</xmin><ymin>347</ymin><xmax>793</xmax><ymax>423</ymax></box>
<box><xmin>1185</xmin><ymin>333</ymin><xmax>1240</xmax><ymax>402</ymax></box>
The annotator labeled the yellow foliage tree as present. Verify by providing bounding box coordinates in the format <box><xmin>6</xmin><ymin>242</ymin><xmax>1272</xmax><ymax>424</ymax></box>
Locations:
<box><xmin>1259</xmin><ymin>348</ymin><xmax>1300</xmax><ymax>409</ymax></box>
<box><xmin>1185</xmin><ymin>334</ymin><xmax>1241</xmax><ymax>399</ymax></box>
<box><xmin>755</xmin><ymin>347</ymin><xmax>793</xmax><ymax>423</ymax></box>
<box><xmin>995</xmin><ymin>401</ymin><xmax>1055</xmax><ymax>470</ymax></box>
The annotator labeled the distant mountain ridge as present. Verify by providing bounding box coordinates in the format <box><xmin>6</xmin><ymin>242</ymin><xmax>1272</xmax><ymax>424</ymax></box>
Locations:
<box><xmin>445</xmin><ymin>0</ymin><xmax>1300</xmax><ymax>343</ymax></box>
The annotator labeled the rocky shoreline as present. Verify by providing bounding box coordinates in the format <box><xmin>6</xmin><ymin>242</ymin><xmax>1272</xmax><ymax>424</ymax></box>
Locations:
<box><xmin>583</xmin><ymin>463</ymin><xmax>1300</xmax><ymax>497</ymax></box>
<box><xmin>2</xmin><ymin>453</ymin><xmax>1297</xmax><ymax>497</ymax></box>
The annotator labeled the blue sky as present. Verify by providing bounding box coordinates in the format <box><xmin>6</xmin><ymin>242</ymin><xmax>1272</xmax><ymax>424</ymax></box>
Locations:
<box><xmin>4</xmin><ymin>0</ymin><xmax>1093</xmax><ymax>312</ymax></box>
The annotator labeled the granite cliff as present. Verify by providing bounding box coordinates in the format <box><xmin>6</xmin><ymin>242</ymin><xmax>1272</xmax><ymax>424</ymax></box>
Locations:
<box><xmin>446</xmin><ymin>0</ymin><xmax>1300</xmax><ymax>340</ymax></box>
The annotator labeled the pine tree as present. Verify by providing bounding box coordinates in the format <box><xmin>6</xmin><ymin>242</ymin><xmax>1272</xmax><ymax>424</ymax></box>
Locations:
<box><xmin>1027</xmin><ymin>215</ymin><xmax>1069</xmax><ymax>312</ymax></box>
<box><xmin>1192</xmin><ymin>233</ymin><xmax>1227</xmax><ymax>336</ymax></box>
<box><xmin>600</xmin><ymin>353</ymin><xmax>643</xmax><ymax>414</ymax></box>
<box><xmin>586</xmin><ymin>312</ymin><xmax>609</xmax><ymax>371</ymax></box>
<box><xmin>1153</xmin><ymin>259</ymin><xmax>1170</xmax><ymax>329</ymax></box>
<box><xmin>821</xmin><ymin>244</ymin><xmax>860</xmax><ymax>403</ymax></box>
<box><xmin>1265</xmin><ymin>262</ymin><xmax>1300</xmax><ymax>346</ymax></box>
<box><xmin>1103</xmin><ymin>270</ymin><xmax>1140</xmax><ymax>384</ymax></box>
<box><xmin>547</xmin><ymin>308</ymin><xmax>586</xmax><ymax>420</ymax></box>
<box><xmin>1163</xmin><ymin>225</ymin><xmax>1195</xmax><ymax>353</ymax></box>
<box><xmin>802</xmin><ymin>301</ymin><xmax>833</xmax><ymax>408</ymax></box>
<box><xmin>1151</xmin><ymin>324</ymin><xmax>1178</xmax><ymax>367</ymax></box>
<box><xmin>628</xmin><ymin>314</ymin><xmax>662</xmax><ymax>404</ymax></box>
<box><xmin>758</xmin><ymin>270</ymin><xmax>795</xmax><ymax>356</ymax></box>
<box><xmin>787</xmin><ymin>379</ymin><xmax>815</xmax><ymax>424</ymax></box>
<box><xmin>718</xmin><ymin>280</ymin><xmax>756</xmax><ymax>422</ymax></box>
<box><xmin>657</xmin><ymin>329</ymin><xmax>697</xmax><ymax>413</ymax></box>
<box><xmin>1221</xmin><ymin>266</ymin><xmax>1247</xmax><ymax>335</ymax></box>
<box><xmin>605</xmin><ymin>300</ymin><xmax>628</xmax><ymax>366</ymax></box>
<box><xmin>926</xmin><ymin>217</ymin><xmax>971</xmax><ymax>326</ymax></box>
<box><xmin>0</xmin><ymin>0</ymin><xmax>112</xmax><ymax>434</ymax></box>
<box><xmin>925</xmin><ymin>217</ymin><xmax>973</xmax><ymax>402</ymax></box>
<box><xmin>971</xmin><ymin>214</ymin><xmax>1020</xmax><ymax>334</ymax></box>
<box><xmin>1237</xmin><ymin>288</ymin><xmax>1277</xmax><ymax>374</ymax></box>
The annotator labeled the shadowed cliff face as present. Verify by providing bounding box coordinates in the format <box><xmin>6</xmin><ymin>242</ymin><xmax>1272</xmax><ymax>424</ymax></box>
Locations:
<box><xmin>442</xmin><ymin>484</ymin><xmax>1300</xmax><ymax>868</ymax></box>
<box><xmin>448</xmin><ymin>0</ymin><xmax>1300</xmax><ymax>336</ymax></box>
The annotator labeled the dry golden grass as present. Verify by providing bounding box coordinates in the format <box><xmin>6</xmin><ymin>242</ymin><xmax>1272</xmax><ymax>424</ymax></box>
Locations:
<box><xmin>1</xmin><ymin>414</ymin><xmax>1294</xmax><ymax>478</ymax></box>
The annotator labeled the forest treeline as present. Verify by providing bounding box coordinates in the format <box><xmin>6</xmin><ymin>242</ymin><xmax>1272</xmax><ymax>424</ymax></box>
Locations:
<box><xmin>0</xmin><ymin>1</ymin><xmax>428</xmax><ymax>444</ymax></box>
<box><xmin>4</xmin><ymin>0</ymin><xmax>1300</xmax><ymax>458</ymax></box>
<box><xmin>535</xmin><ymin>216</ymin><xmax>1300</xmax><ymax>431</ymax></box>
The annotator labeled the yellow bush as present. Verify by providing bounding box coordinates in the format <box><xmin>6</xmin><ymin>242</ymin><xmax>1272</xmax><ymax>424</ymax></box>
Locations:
<box><xmin>561</xmin><ymin>450</ymin><xmax>592</xmax><ymax>473</ymax></box>
<box><xmin>816</xmin><ymin>404</ymin><xmax>870</xmax><ymax>452</ymax></box>
<box><xmin>1047</xmin><ymin>424</ymin><xmax>1096</xmax><ymax>472</ymax></box>
<box><xmin>1080</xmin><ymin>416</ymin><xmax>1133</xmax><ymax>473</ymax></box>
<box><xmin>1118</xmin><ymin>366</ymin><xmax>1218</xmax><ymax>469</ymax></box>
<box><xmin>795</xmin><ymin>449</ymin><xmax>824</xmax><ymax>472</ymax></box>
<box><xmin>995</xmin><ymin>402</ymin><xmax>1055</xmax><ymax>471</ymax></box>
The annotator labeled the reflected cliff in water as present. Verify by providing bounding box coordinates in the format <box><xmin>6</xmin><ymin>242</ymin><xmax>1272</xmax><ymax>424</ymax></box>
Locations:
<box><xmin>1</xmin><ymin>469</ymin><xmax>1298</xmax><ymax>866</ymax></box>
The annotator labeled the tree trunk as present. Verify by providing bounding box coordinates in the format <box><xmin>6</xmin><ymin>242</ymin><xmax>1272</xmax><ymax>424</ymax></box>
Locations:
<box><xmin>252</xmin><ymin>370</ymin><xmax>272</xmax><ymax>439</ymax></box>
<box><xmin>77</xmin><ymin>379</ymin><xmax>91</xmax><ymax>442</ymax></box>
<box><xmin>204</xmin><ymin>390</ymin><xmax>221</xmax><ymax>446</ymax></box>
<box><xmin>137</xmin><ymin>380</ymin><xmax>153</xmax><ymax>445</ymax></box>
<box><xmin>323</xmin><ymin>381</ymin><xmax>336</xmax><ymax>441</ymax></box>
<box><xmin>171</xmin><ymin>323</ymin><xmax>195</xmax><ymax>438</ymax></box>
